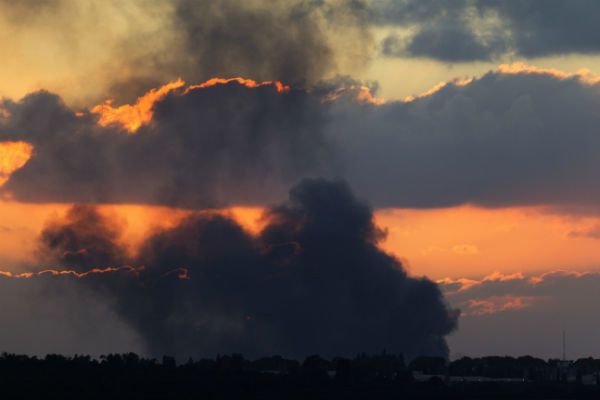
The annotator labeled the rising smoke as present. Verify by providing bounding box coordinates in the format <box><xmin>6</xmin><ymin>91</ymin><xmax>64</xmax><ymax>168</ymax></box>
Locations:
<box><xmin>36</xmin><ymin>179</ymin><xmax>459</xmax><ymax>359</ymax></box>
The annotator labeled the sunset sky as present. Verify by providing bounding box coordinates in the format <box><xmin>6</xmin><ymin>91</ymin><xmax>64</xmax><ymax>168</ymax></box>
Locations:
<box><xmin>2</xmin><ymin>0</ymin><xmax>600</xmax><ymax>360</ymax></box>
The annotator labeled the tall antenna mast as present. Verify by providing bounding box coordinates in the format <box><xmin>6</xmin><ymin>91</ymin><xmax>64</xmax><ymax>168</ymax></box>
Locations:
<box><xmin>562</xmin><ymin>329</ymin><xmax>566</xmax><ymax>361</ymax></box>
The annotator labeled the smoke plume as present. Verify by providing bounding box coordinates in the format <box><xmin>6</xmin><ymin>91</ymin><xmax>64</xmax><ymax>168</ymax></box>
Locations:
<box><xmin>37</xmin><ymin>179</ymin><xmax>459</xmax><ymax>359</ymax></box>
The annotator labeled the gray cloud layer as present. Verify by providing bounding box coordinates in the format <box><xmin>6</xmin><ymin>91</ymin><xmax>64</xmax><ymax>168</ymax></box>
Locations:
<box><xmin>2</xmin><ymin>67</ymin><xmax>600</xmax><ymax>210</ymax></box>
<box><xmin>374</xmin><ymin>0</ymin><xmax>600</xmax><ymax>62</ymax></box>
<box><xmin>439</xmin><ymin>271</ymin><xmax>600</xmax><ymax>359</ymax></box>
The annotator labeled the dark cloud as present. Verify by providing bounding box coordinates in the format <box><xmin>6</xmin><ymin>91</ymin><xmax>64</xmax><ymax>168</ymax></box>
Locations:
<box><xmin>373</xmin><ymin>0</ymin><xmax>600</xmax><ymax>62</ymax></box>
<box><xmin>1</xmin><ymin>83</ymin><xmax>334</xmax><ymax>207</ymax></box>
<box><xmin>4</xmin><ymin>67</ymin><xmax>600</xmax><ymax>210</ymax></box>
<box><xmin>480</xmin><ymin>0</ymin><xmax>600</xmax><ymax>58</ymax></box>
<box><xmin>382</xmin><ymin>26</ymin><xmax>500</xmax><ymax>63</ymax></box>
<box><xmin>375</xmin><ymin>0</ymin><xmax>507</xmax><ymax>62</ymax></box>
<box><xmin>339</xmin><ymin>68</ymin><xmax>600</xmax><ymax>208</ymax></box>
<box><xmin>38</xmin><ymin>179</ymin><xmax>458</xmax><ymax>359</ymax></box>
<box><xmin>39</xmin><ymin>205</ymin><xmax>128</xmax><ymax>271</ymax></box>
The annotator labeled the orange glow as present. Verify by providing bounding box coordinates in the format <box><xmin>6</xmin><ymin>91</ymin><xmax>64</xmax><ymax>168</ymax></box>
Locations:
<box><xmin>91</xmin><ymin>79</ymin><xmax>185</xmax><ymax>133</ymax></box>
<box><xmin>3</xmin><ymin>201</ymin><xmax>600</xmax><ymax>280</ymax></box>
<box><xmin>0</xmin><ymin>141</ymin><xmax>34</xmax><ymax>186</ymax></box>
<box><xmin>498</xmin><ymin>62</ymin><xmax>600</xmax><ymax>84</ymax></box>
<box><xmin>527</xmin><ymin>269</ymin><xmax>591</xmax><ymax>284</ymax></box>
<box><xmin>401</xmin><ymin>77</ymin><xmax>474</xmax><ymax>102</ymax></box>
<box><xmin>399</xmin><ymin>62</ymin><xmax>600</xmax><ymax>104</ymax></box>
<box><xmin>437</xmin><ymin>272</ymin><xmax>527</xmax><ymax>294</ymax></box>
<box><xmin>438</xmin><ymin>270</ymin><xmax>600</xmax><ymax>294</ymax></box>
<box><xmin>355</xmin><ymin>86</ymin><xmax>385</xmax><ymax>105</ymax></box>
<box><xmin>221</xmin><ymin>207</ymin><xmax>265</xmax><ymax>234</ymax></box>
<box><xmin>402</xmin><ymin>81</ymin><xmax>448</xmax><ymax>102</ymax></box>
<box><xmin>438</xmin><ymin>269</ymin><xmax>600</xmax><ymax>316</ymax></box>
<box><xmin>376</xmin><ymin>206</ymin><xmax>600</xmax><ymax>278</ymax></box>
<box><xmin>91</xmin><ymin>77</ymin><xmax>290</xmax><ymax>133</ymax></box>
<box><xmin>0</xmin><ymin>265</ymin><xmax>194</xmax><ymax>280</ymax></box>
<box><xmin>462</xmin><ymin>295</ymin><xmax>538</xmax><ymax>316</ymax></box>
<box><xmin>0</xmin><ymin>265</ymin><xmax>142</xmax><ymax>279</ymax></box>
<box><xmin>162</xmin><ymin>267</ymin><xmax>190</xmax><ymax>280</ymax></box>
<box><xmin>321</xmin><ymin>85</ymin><xmax>385</xmax><ymax>105</ymax></box>
<box><xmin>186</xmin><ymin>77</ymin><xmax>290</xmax><ymax>94</ymax></box>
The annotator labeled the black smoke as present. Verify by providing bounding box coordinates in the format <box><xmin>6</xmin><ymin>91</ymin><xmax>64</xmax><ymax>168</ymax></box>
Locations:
<box><xmin>39</xmin><ymin>179</ymin><xmax>458</xmax><ymax>359</ymax></box>
<box><xmin>39</xmin><ymin>205</ymin><xmax>128</xmax><ymax>270</ymax></box>
<box><xmin>170</xmin><ymin>0</ymin><xmax>372</xmax><ymax>86</ymax></box>
<box><xmin>103</xmin><ymin>0</ymin><xmax>374</xmax><ymax>102</ymax></box>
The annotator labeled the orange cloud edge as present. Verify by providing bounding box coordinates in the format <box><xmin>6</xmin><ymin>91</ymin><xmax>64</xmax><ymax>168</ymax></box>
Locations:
<box><xmin>3</xmin><ymin>62</ymin><xmax>594</xmax><ymax>183</ymax></box>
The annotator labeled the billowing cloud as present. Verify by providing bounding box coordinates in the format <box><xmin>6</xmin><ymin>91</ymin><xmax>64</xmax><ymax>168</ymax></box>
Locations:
<box><xmin>0</xmin><ymin>79</ymin><xmax>333</xmax><ymax>207</ymax></box>
<box><xmin>373</xmin><ymin>0</ymin><xmax>600</xmax><ymax>62</ymax></box>
<box><xmin>3</xmin><ymin>65</ymin><xmax>600</xmax><ymax>210</ymax></box>
<box><xmin>29</xmin><ymin>179</ymin><xmax>459</xmax><ymax>359</ymax></box>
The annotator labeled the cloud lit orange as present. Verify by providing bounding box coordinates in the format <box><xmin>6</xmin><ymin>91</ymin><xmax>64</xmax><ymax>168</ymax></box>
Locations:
<box><xmin>91</xmin><ymin>77</ymin><xmax>290</xmax><ymax>133</ymax></box>
<box><xmin>0</xmin><ymin>141</ymin><xmax>34</xmax><ymax>186</ymax></box>
<box><xmin>498</xmin><ymin>62</ymin><xmax>600</xmax><ymax>84</ymax></box>
<box><xmin>321</xmin><ymin>84</ymin><xmax>385</xmax><ymax>105</ymax></box>
<box><xmin>91</xmin><ymin>79</ymin><xmax>185</xmax><ymax>133</ymax></box>
<box><xmin>186</xmin><ymin>77</ymin><xmax>290</xmax><ymax>94</ymax></box>
<box><xmin>462</xmin><ymin>295</ymin><xmax>538</xmax><ymax>316</ymax></box>
<box><xmin>0</xmin><ymin>266</ymin><xmax>142</xmax><ymax>279</ymax></box>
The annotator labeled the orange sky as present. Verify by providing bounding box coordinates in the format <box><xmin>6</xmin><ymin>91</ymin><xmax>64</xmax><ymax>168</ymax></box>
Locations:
<box><xmin>2</xmin><ymin>201</ymin><xmax>600</xmax><ymax>279</ymax></box>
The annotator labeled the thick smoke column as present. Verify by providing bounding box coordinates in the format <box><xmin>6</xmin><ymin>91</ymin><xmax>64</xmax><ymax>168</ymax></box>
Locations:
<box><xmin>39</xmin><ymin>179</ymin><xmax>459</xmax><ymax>359</ymax></box>
<box><xmin>172</xmin><ymin>0</ymin><xmax>372</xmax><ymax>86</ymax></box>
<box><xmin>39</xmin><ymin>205</ymin><xmax>128</xmax><ymax>270</ymax></box>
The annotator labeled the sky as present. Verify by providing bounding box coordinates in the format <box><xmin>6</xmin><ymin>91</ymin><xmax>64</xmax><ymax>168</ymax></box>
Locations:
<box><xmin>2</xmin><ymin>0</ymin><xmax>600</xmax><ymax>361</ymax></box>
